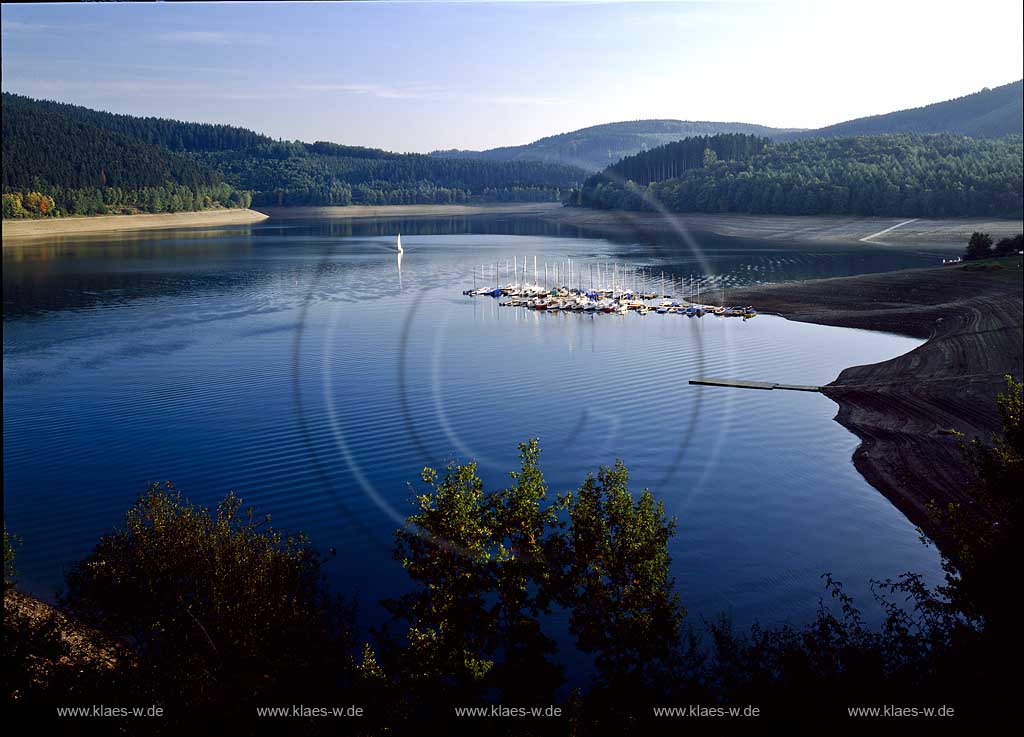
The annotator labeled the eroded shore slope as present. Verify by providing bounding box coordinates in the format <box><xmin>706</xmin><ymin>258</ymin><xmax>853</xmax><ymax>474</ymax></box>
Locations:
<box><xmin>731</xmin><ymin>260</ymin><xmax>1023</xmax><ymax>550</ymax></box>
<box><xmin>544</xmin><ymin>209</ymin><xmax>1023</xmax><ymax>246</ymax></box>
<box><xmin>2</xmin><ymin>209</ymin><xmax>268</xmax><ymax>243</ymax></box>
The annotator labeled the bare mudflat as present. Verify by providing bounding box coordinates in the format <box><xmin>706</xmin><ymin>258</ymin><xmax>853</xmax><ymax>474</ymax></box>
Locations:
<box><xmin>257</xmin><ymin>203</ymin><xmax>561</xmax><ymax>220</ymax></box>
<box><xmin>546</xmin><ymin>209</ymin><xmax>1024</xmax><ymax>247</ymax></box>
<box><xmin>2</xmin><ymin>209</ymin><xmax>268</xmax><ymax>243</ymax></box>
<box><xmin>731</xmin><ymin>258</ymin><xmax>1024</xmax><ymax>550</ymax></box>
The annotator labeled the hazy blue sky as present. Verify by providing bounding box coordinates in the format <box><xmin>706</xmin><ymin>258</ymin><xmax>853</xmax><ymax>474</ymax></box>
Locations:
<box><xmin>2</xmin><ymin>1</ymin><xmax>1021</xmax><ymax>152</ymax></box>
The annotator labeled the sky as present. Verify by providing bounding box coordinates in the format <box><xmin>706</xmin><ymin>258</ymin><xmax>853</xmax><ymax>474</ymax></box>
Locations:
<box><xmin>2</xmin><ymin>0</ymin><xmax>1021</xmax><ymax>153</ymax></box>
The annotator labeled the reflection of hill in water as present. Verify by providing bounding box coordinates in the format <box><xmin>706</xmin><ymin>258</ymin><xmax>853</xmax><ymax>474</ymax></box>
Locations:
<box><xmin>259</xmin><ymin>213</ymin><xmax>586</xmax><ymax>240</ymax></box>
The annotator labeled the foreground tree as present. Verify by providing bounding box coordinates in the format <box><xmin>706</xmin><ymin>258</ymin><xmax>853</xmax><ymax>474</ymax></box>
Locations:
<box><xmin>937</xmin><ymin>376</ymin><xmax>1022</xmax><ymax>627</ymax></box>
<box><xmin>383</xmin><ymin>458</ymin><xmax>500</xmax><ymax>709</ymax></box>
<box><xmin>382</xmin><ymin>441</ymin><xmax>687</xmax><ymax>729</ymax></box>
<box><xmin>964</xmin><ymin>231</ymin><xmax>994</xmax><ymax>260</ymax></box>
<box><xmin>62</xmin><ymin>483</ymin><xmax>355</xmax><ymax>720</ymax></box>
<box><xmin>994</xmin><ymin>233</ymin><xmax>1023</xmax><ymax>256</ymax></box>
<box><xmin>555</xmin><ymin>461</ymin><xmax>690</xmax><ymax>729</ymax></box>
<box><xmin>382</xmin><ymin>441</ymin><xmax>565</xmax><ymax>719</ymax></box>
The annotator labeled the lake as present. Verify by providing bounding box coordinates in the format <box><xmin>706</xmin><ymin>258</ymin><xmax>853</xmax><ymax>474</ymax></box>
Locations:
<box><xmin>3</xmin><ymin>212</ymin><xmax>948</xmax><ymax>641</ymax></box>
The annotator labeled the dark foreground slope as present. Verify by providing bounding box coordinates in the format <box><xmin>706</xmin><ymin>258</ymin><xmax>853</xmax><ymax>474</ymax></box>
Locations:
<box><xmin>731</xmin><ymin>259</ymin><xmax>1024</xmax><ymax>550</ymax></box>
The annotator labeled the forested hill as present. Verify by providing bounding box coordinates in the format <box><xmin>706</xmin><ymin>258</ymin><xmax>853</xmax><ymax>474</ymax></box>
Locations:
<box><xmin>430</xmin><ymin>119</ymin><xmax>799</xmax><ymax>171</ymax></box>
<box><xmin>195</xmin><ymin>144</ymin><xmax>585</xmax><ymax>207</ymax></box>
<box><xmin>2</xmin><ymin>93</ymin><xmax>249</xmax><ymax>217</ymax></box>
<box><xmin>4</xmin><ymin>93</ymin><xmax>272</xmax><ymax>152</ymax></box>
<box><xmin>785</xmin><ymin>80</ymin><xmax>1023</xmax><ymax>140</ymax></box>
<box><xmin>2</xmin><ymin>95</ymin><xmax>222</xmax><ymax>189</ymax></box>
<box><xmin>600</xmin><ymin>134</ymin><xmax>769</xmax><ymax>186</ymax></box>
<box><xmin>570</xmin><ymin>134</ymin><xmax>1023</xmax><ymax>218</ymax></box>
<box><xmin>434</xmin><ymin>82</ymin><xmax>1022</xmax><ymax>171</ymax></box>
<box><xmin>2</xmin><ymin>94</ymin><xmax>587</xmax><ymax>215</ymax></box>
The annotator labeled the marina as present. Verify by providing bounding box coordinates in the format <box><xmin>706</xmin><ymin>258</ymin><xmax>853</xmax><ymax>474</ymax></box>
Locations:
<box><xmin>462</xmin><ymin>255</ymin><xmax>758</xmax><ymax>318</ymax></box>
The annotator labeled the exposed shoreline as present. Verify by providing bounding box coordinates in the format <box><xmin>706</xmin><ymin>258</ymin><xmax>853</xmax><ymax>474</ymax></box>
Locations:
<box><xmin>729</xmin><ymin>259</ymin><xmax>1023</xmax><ymax>552</ymax></box>
<box><xmin>1</xmin><ymin>208</ymin><xmax>268</xmax><ymax>243</ymax></box>
<box><xmin>541</xmin><ymin>208</ymin><xmax>1024</xmax><ymax>247</ymax></box>
<box><xmin>7</xmin><ymin>204</ymin><xmax>1016</xmax><ymax>250</ymax></box>
<box><xmin>260</xmin><ymin>204</ymin><xmax>1022</xmax><ymax>247</ymax></box>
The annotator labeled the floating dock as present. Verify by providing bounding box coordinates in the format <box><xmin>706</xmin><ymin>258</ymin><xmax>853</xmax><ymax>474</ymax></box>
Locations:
<box><xmin>689</xmin><ymin>378</ymin><xmax>821</xmax><ymax>393</ymax></box>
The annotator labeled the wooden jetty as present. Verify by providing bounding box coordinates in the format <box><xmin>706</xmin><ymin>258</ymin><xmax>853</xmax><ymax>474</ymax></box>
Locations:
<box><xmin>689</xmin><ymin>378</ymin><xmax>821</xmax><ymax>393</ymax></box>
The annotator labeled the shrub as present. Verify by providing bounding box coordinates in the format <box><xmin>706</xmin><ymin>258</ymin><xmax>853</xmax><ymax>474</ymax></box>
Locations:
<box><xmin>62</xmin><ymin>483</ymin><xmax>355</xmax><ymax>715</ymax></box>
<box><xmin>964</xmin><ymin>231</ymin><xmax>994</xmax><ymax>260</ymax></box>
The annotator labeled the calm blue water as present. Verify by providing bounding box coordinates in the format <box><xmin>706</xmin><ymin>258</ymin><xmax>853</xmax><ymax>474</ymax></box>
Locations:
<box><xmin>3</xmin><ymin>214</ymin><xmax>948</xmax><ymax>640</ymax></box>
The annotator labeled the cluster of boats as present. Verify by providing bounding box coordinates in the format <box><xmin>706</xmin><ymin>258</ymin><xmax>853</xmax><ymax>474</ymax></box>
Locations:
<box><xmin>461</xmin><ymin>256</ymin><xmax>757</xmax><ymax>319</ymax></box>
<box><xmin>464</xmin><ymin>285</ymin><xmax>757</xmax><ymax>318</ymax></box>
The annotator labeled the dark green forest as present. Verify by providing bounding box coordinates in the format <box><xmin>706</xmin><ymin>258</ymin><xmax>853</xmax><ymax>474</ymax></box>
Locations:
<box><xmin>596</xmin><ymin>133</ymin><xmax>769</xmax><ymax>186</ymax></box>
<box><xmin>1</xmin><ymin>94</ymin><xmax>250</xmax><ymax>217</ymax></box>
<box><xmin>6</xmin><ymin>93</ymin><xmax>274</xmax><ymax>152</ymax></box>
<box><xmin>6</xmin><ymin>84</ymin><xmax>1022</xmax><ymax>220</ymax></box>
<box><xmin>195</xmin><ymin>143</ymin><xmax>583</xmax><ymax>207</ymax></box>
<box><xmin>570</xmin><ymin>134</ymin><xmax>1024</xmax><ymax>218</ymax></box>
<box><xmin>1</xmin><ymin>93</ymin><xmax>586</xmax><ymax>216</ymax></box>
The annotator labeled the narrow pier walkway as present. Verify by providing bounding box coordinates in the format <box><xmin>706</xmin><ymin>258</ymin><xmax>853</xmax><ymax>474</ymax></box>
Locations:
<box><xmin>689</xmin><ymin>378</ymin><xmax>821</xmax><ymax>392</ymax></box>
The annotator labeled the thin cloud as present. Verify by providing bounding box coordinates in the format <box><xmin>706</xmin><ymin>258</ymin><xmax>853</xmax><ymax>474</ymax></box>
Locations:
<box><xmin>45</xmin><ymin>59</ymin><xmax>247</xmax><ymax>77</ymax></box>
<box><xmin>1</xmin><ymin>20</ymin><xmax>59</xmax><ymax>34</ymax></box>
<box><xmin>478</xmin><ymin>95</ymin><xmax>570</xmax><ymax>106</ymax></box>
<box><xmin>3</xmin><ymin>77</ymin><xmax>287</xmax><ymax>102</ymax></box>
<box><xmin>298</xmin><ymin>84</ymin><xmax>567</xmax><ymax>106</ymax></box>
<box><xmin>154</xmin><ymin>30</ymin><xmax>268</xmax><ymax>45</ymax></box>
<box><xmin>298</xmin><ymin>83</ymin><xmax>447</xmax><ymax>100</ymax></box>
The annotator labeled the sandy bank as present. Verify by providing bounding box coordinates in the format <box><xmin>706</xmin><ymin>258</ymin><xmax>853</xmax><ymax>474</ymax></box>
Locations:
<box><xmin>2</xmin><ymin>209</ymin><xmax>268</xmax><ymax>243</ymax></box>
<box><xmin>258</xmin><ymin>203</ymin><xmax>562</xmax><ymax>220</ymax></box>
<box><xmin>542</xmin><ymin>209</ymin><xmax>1023</xmax><ymax>247</ymax></box>
<box><xmin>730</xmin><ymin>259</ymin><xmax>1024</xmax><ymax>551</ymax></box>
